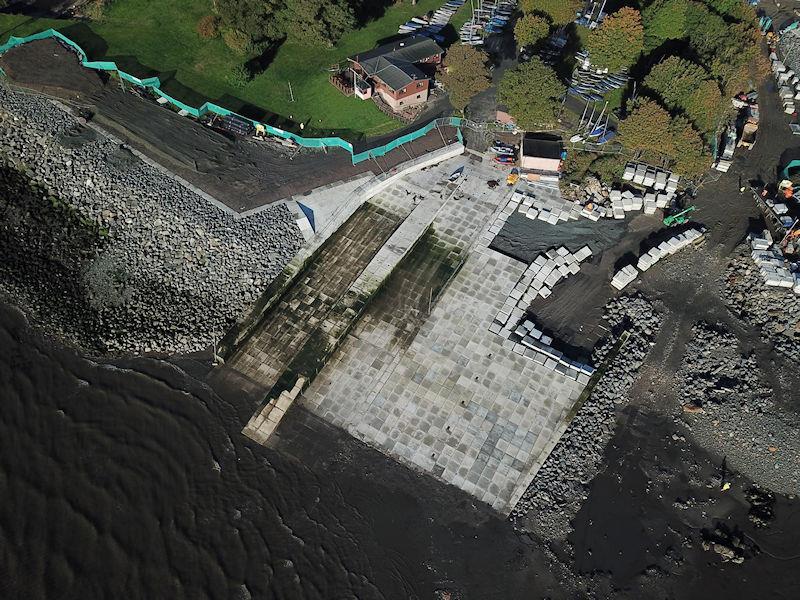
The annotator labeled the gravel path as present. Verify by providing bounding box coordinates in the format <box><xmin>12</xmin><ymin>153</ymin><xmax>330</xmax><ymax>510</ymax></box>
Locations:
<box><xmin>0</xmin><ymin>86</ymin><xmax>303</xmax><ymax>355</ymax></box>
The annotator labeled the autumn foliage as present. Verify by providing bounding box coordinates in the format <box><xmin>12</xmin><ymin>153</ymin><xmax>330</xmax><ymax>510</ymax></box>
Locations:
<box><xmin>585</xmin><ymin>7</ymin><xmax>644</xmax><ymax>71</ymax></box>
<box><xmin>196</xmin><ymin>15</ymin><xmax>221</xmax><ymax>39</ymax></box>
<box><xmin>440</xmin><ymin>45</ymin><xmax>492</xmax><ymax>112</ymax></box>
<box><xmin>618</xmin><ymin>100</ymin><xmax>707</xmax><ymax>177</ymax></box>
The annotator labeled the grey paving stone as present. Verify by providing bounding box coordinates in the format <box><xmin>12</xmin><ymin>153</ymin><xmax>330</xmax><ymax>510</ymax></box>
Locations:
<box><xmin>300</xmin><ymin>159</ymin><xmax>587</xmax><ymax>513</ymax></box>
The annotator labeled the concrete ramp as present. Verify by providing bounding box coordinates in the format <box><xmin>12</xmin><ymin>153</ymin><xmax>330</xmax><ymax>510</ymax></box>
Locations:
<box><xmin>232</xmin><ymin>171</ymin><xmax>463</xmax><ymax>442</ymax></box>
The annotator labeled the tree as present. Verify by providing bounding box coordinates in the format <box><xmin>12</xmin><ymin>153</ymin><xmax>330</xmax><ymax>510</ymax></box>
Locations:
<box><xmin>642</xmin><ymin>0</ymin><xmax>688</xmax><ymax>51</ymax></box>
<box><xmin>281</xmin><ymin>0</ymin><xmax>356</xmax><ymax>47</ymax></box>
<box><xmin>618</xmin><ymin>99</ymin><xmax>708</xmax><ymax>177</ymax></box>
<box><xmin>644</xmin><ymin>56</ymin><xmax>707</xmax><ymax>109</ymax></box>
<box><xmin>618</xmin><ymin>100</ymin><xmax>674</xmax><ymax>159</ymax></box>
<box><xmin>520</xmin><ymin>0</ymin><xmax>581</xmax><ymax>26</ymax></box>
<box><xmin>645</xmin><ymin>57</ymin><xmax>724</xmax><ymax>135</ymax></box>
<box><xmin>498</xmin><ymin>58</ymin><xmax>565</xmax><ymax>129</ymax></box>
<box><xmin>585</xmin><ymin>7</ymin><xmax>644</xmax><ymax>72</ymax></box>
<box><xmin>685</xmin><ymin>2</ymin><xmax>728</xmax><ymax>63</ymax></box>
<box><xmin>440</xmin><ymin>45</ymin><xmax>492</xmax><ymax>112</ymax></box>
<box><xmin>514</xmin><ymin>14</ymin><xmax>550</xmax><ymax>48</ymax></box>
<box><xmin>669</xmin><ymin>115</ymin><xmax>708</xmax><ymax>176</ymax></box>
<box><xmin>214</xmin><ymin>0</ymin><xmax>284</xmax><ymax>55</ymax></box>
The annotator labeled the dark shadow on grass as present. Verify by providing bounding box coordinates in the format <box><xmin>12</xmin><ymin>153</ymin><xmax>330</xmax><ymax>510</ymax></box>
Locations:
<box><xmin>352</xmin><ymin>0</ymin><xmax>398</xmax><ymax>27</ymax></box>
<box><xmin>58</xmin><ymin>22</ymin><xmax>107</xmax><ymax>57</ymax></box>
<box><xmin>245</xmin><ymin>39</ymin><xmax>284</xmax><ymax>77</ymax></box>
<box><xmin>1</xmin><ymin>1</ymin><xmax>77</xmax><ymax>18</ymax></box>
<box><xmin>0</xmin><ymin>15</ymin><xmax>37</xmax><ymax>38</ymax></box>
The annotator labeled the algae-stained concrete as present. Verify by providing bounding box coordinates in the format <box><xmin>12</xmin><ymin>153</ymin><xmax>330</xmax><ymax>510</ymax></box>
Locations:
<box><xmin>226</xmin><ymin>201</ymin><xmax>406</xmax><ymax>393</ymax></box>
<box><xmin>302</xmin><ymin>160</ymin><xmax>587</xmax><ymax>513</ymax></box>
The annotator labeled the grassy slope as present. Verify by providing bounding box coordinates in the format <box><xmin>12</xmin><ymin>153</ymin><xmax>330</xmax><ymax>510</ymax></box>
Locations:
<box><xmin>0</xmin><ymin>0</ymin><xmax>449</xmax><ymax>138</ymax></box>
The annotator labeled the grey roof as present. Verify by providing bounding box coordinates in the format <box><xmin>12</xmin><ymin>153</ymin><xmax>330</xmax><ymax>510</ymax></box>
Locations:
<box><xmin>350</xmin><ymin>36</ymin><xmax>443</xmax><ymax>91</ymax></box>
<box><xmin>522</xmin><ymin>134</ymin><xmax>563</xmax><ymax>159</ymax></box>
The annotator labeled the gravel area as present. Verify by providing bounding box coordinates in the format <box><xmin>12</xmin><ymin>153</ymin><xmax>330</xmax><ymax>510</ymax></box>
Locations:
<box><xmin>724</xmin><ymin>248</ymin><xmax>800</xmax><ymax>364</ymax></box>
<box><xmin>676</xmin><ymin>321</ymin><xmax>800</xmax><ymax>495</ymax></box>
<box><xmin>510</xmin><ymin>294</ymin><xmax>662</xmax><ymax>538</ymax></box>
<box><xmin>0</xmin><ymin>86</ymin><xmax>303</xmax><ymax>355</ymax></box>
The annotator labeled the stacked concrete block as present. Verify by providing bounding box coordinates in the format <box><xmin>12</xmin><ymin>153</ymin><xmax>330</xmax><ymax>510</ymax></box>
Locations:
<box><xmin>494</xmin><ymin>245</ymin><xmax>593</xmax><ymax>331</ymax></box>
<box><xmin>633</xmin><ymin>164</ymin><xmax>646</xmax><ymax>185</ymax></box>
<box><xmin>634</xmin><ymin>228</ymin><xmax>704</xmax><ymax>274</ymax></box>
<box><xmin>643</xmin><ymin>196</ymin><xmax>657</xmax><ymax>215</ymax></box>
<box><xmin>611</xmin><ymin>265</ymin><xmax>639</xmax><ymax>290</ymax></box>
<box><xmin>580</xmin><ymin>204</ymin><xmax>603</xmax><ymax>221</ymax></box>
<box><xmin>749</xmin><ymin>233</ymin><xmax>796</xmax><ymax>290</ymax></box>
<box><xmin>666</xmin><ymin>175</ymin><xmax>679</xmax><ymax>193</ymax></box>
<box><xmin>769</xmin><ymin>201</ymin><xmax>789</xmax><ymax>215</ymax></box>
<box><xmin>509</xmin><ymin>318</ymin><xmax>595</xmax><ymax>382</ymax></box>
<box><xmin>620</xmin><ymin>161</ymin><xmax>680</xmax><ymax>201</ymax></box>
<box><xmin>636</xmin><ymin>253</ymin><xmax>654</xmax><ymax>271</ymax></box>
<box><xmin>623</xmin><ymin>163</ymin><xmax>636</xmax><ymax>181</ymax></box>
<box><xmin>621</xmin><ymin>194</ymin><xmax>633</xmax><ymax>211</ymax></box>
<box><xmin>514</xmin><ymin>188</ymin><xmax>582</xmax><ymax>225</ymax></box>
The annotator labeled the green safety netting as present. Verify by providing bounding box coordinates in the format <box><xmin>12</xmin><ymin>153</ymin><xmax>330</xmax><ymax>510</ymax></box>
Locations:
<box><xmin>0</xmin><ymin>29</ymin><xmax>463</xmax><ymax>164</ymax></box>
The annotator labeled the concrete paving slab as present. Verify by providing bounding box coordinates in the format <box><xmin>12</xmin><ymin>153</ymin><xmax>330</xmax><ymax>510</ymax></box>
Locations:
<box><xmin>301</xmin><ymin>161</ymin><xmax>587</xmax><ymax>513</ymax></box>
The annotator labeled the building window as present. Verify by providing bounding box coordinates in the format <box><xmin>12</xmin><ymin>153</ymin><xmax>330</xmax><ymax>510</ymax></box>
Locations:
<box><xmin>401</xmin><ymin>87</ymin><xmax>406</xmax><ymax>93</ymax></box>
<box><xmin>400</xmin><ymin>101</ymin><xmax>404</xmax><ymax>106</ymax></box>
<box><xmin>416</xmin><ymin>94</ymin><xmax>421</xmax><ymax>99</ymax></box>
<box><xmin>417</xmin><ymin>82</ymin><xmax>423</xmax><ymax>88</ymax></box>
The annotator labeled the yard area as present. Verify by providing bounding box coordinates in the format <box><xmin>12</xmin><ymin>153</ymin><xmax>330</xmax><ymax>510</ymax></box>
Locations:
<box><xmin>0</xmin><ymin>0</ymin><xmax>453</xmax><ymax>138</ymax></box>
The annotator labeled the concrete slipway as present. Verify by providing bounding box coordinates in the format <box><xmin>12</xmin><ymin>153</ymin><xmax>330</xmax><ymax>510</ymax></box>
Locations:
<box><xmin>221</xmin><ymin>156</ymin><xmax>591</xmax><ymax>513</ymax></box>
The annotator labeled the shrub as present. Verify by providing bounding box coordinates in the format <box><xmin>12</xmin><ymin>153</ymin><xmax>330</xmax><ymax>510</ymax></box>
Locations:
<box><xmin>226</xmin><ymin>64</ymin><xmax>251</xmax><ymax>89</ymax></box>
<box><xmin>197</xmin><ymin>15</ymin><xmax>221</xmax><ymax>39</ymax></box>
<box><xmin>84</xmin><ymin>0</ymin><xmax>107</xmax><ymax>21</ymax></box>
<box><xmin>222</xmin><ymin>28</ymin><xmax>251</xmax><ymax>55</ymax></box>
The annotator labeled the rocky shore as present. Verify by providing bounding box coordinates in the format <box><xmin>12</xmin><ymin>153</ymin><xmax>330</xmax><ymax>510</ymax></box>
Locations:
<box><xmin>0</xmin><ymin>86</ymin><xmax>303</xmax><ymax>355</ymax></box>
<box><xmin>724</xmin><ymin>248</ymin><xmax>800</xmax><ymax>364</ymax></box>
<box><xmin>676</xmin><ymin>320</ymin><xmax>800</xmax><ymax>494</ymax></box>
<box><xmin>510</xmin><ymin>294</ymin><xmax>662</xmax><ymax>538</ymax></box>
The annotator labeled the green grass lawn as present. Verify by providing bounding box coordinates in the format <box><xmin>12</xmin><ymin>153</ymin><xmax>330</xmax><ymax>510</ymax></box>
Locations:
<box><xmin>0</xmin><ymin>0</ymin><xmax>452</xmax><ymax>138</ymax></box>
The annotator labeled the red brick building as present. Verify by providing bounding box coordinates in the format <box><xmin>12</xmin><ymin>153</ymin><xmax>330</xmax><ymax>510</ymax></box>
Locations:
<box><xmin>348</xmin><ymin>36</ymin><xmax>443</xmax><ymax>112</ymax></box>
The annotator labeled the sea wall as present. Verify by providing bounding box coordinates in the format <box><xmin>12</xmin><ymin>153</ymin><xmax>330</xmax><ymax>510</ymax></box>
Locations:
<box><xmin>0</xmin><ymin>87</ymin><xmax>303</xmax><ymax>355</ymax></box>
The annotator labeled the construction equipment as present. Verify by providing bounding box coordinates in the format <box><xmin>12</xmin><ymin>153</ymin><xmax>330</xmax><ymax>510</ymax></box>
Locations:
<box><xmin>663</xmin><ymin>205</ymin><xmax>696</xmax><ymax>227</ymax></box>
<box><xmin>506</xmin><ymin>168</ymin><xmax>520</xmax><ymax>186</ymax></box>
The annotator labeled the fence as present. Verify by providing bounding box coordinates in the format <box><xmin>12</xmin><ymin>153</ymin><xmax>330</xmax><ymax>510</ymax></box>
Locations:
<box><xmin>0</xmin><ymin>29</ymin><xmax>464</xmax><ymax>165</ymax></box>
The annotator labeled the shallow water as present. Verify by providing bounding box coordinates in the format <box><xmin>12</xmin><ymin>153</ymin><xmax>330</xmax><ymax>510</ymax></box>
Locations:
<box><xmin>0</xmin><ymin>302</ymin><xmax>562</xmax><ymax>599</ymax></box>
<box><xmin>3</xmin><ymin>299</ymin><xmax>799</xmax><ymax>599</ymax></box>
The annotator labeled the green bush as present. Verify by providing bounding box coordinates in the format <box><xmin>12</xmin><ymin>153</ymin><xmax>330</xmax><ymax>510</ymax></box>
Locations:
<box><xmin>225</xmin><ymin>64</ymin><xmax>251</xmax><ymax>89</ymax></box>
